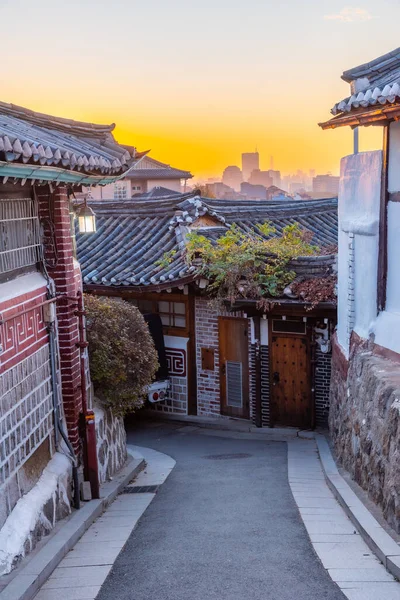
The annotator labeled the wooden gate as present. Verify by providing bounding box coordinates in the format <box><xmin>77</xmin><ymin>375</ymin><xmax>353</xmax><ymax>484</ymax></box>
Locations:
<box><xmin>270</xmin><ymin>333</ymin><xmax>312</xmax><ymax>428</ymax></box>
<box><xmin>219</xmin><ymin>317</ymin><xmax>250</xmax><ymax>419</ymax></box>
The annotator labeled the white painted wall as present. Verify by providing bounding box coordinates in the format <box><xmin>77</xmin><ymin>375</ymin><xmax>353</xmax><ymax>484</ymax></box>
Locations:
<box><xmin>337</xmin><ymin>151</ymin><xmax>382</xmax><ymax>355</ymax></box>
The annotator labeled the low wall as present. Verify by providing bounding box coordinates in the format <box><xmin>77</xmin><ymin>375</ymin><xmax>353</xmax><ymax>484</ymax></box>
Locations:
<box><xmin>0</xmin><ymin>452</ymin><xmax>71</xmax><ymax>575</ymax></box>
<box><xmin>94</xmin><ymin>402</ymin><xmax>127</xmax><ymax>484</ymax></box>
<box><xmin>330</xmin><ymin>338</ymin><xmax>400</xmax><ymax>532</ymax></box>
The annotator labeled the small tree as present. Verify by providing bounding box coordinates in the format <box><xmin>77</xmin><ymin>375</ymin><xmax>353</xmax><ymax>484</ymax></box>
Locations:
<box><xmin>84</xmin><ymin>295</ymin><xmax>159</xmax><ymax>416</ymax></box>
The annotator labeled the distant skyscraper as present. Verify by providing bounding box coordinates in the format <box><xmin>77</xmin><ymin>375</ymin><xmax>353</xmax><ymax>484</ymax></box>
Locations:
<box><xmin>248</xmin><ymin>169</ymin><xmax>273</xmax><ymax>188</ymax></box>
<box><xmin>267</xmin><ymin>169</ymin><xmax>281</xmax><ymax>187</ymax></box>
<box><xmin>242</xmin><ymin>152</ymin><xmax>259</xmax><ymax>182</ymax></box>
<box><xmin>222</xmin><ymin>165</ymin><xmax>242</xmax><ymax>192</ymax></box>
<box><xmin>312</xmin><ymin>174</ymin><xmax>339</xmax><ymax>196</ymax></box>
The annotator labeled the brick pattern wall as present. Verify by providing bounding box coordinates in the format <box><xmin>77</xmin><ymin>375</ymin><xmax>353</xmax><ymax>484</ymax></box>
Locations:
<box><xmin>38</xmin><ymin>186</ymin><xmax>83</xmax><ymax>455</ymax></box>
<box><xmin>0</xmin><ymin>346</ymin><xmax>54</xmax><ymax>516</ymax></box>
<box><xmin>151</xmin><ymin>376</ymin><xmax>187</xmax><ymax>414</ymax></box>
<box><xmin>195</xmin><ymin>298</ymin><xmax>221</xmax><ymax>416</ymax></box>
<box><xmin>314</xmin><ymin>346</ymin><xmax>332</xmax><ymax>428</ymax></box>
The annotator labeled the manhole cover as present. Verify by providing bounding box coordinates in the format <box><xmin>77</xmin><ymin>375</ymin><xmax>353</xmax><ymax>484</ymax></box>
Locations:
<box><xmin>121</xmin><ymin>485</ymin><xmax>159</xmax><ymax>494</ymax></box>
<box><xmin>203</xmin><ymin>453</ymin><xmax>252</xmax><ymax>460</ymax></box>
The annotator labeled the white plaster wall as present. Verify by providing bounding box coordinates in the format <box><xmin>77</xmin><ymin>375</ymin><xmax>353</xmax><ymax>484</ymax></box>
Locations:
<box><xmin>374</xmin><ymin>201</ymin><xmax>400</xmax><ymax>353</ymax></box>
<box><xmin>337</xmin><ymin>151</ymin><xmax>382</xmax><ymax>353</ymax></box>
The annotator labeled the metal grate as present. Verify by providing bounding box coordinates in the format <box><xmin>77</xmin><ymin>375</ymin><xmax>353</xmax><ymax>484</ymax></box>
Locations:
<box><xmin>226</xmin><ymin>361</ymin><xmax>243</xmax><ymax>407</ymax></box>
<box><xmin>121</xmin><ymin>485</ymin><xmax>159</xmax><ymax>494</ymax></box>
<box><xmin>0</xmin><ymin>198</ymin><xmax>41</xmax><ymax>274</ymax></box>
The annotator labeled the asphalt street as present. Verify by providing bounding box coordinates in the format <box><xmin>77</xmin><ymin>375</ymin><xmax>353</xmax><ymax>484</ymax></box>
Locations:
<box><xmin>97</xmin><ymin>422</ymin><xmax>345</xmax><ymax>600</ymax></box>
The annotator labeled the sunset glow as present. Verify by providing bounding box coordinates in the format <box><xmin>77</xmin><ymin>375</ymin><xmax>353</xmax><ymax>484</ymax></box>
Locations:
<box><xmin>2</xmin><ymin>0</ymin><xmax>397</xmax><ymax>178</ymax></box>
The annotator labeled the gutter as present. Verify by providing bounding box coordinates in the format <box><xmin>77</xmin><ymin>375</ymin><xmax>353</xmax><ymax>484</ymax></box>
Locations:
<box><xmin>0</xmin><ymin>161</ymin><xmax>131</xmax><ymax>186</ymax></box>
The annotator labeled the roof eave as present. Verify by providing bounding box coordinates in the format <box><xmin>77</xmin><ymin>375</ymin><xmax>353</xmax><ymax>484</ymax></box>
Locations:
<box><xmin>0</xmin><ymin>161</ymin><xmax>131</xmax><ymax>186</ymax></box>
<box><xmin>319</xmin><ymin>102</ymin><xmax>400</xmax><ymax>130</ymax></box>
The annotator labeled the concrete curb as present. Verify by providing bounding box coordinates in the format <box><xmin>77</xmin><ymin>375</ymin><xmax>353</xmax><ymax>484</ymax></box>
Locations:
<box><xmin>0</xmin><ymin>453</ymin><xmax>145</xmax><ymax>600</ymax></box>
<box><xmin>315</xmin><ymin>434</ymin><xmax>400</xmax><ymax>580</ymax></box>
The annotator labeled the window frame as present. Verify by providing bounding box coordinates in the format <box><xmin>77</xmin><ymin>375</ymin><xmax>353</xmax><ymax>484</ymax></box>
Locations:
<box><xmin>127</xmin><ymin>292</ymin><xmax>189</xmax><ymax>337</ymax></box>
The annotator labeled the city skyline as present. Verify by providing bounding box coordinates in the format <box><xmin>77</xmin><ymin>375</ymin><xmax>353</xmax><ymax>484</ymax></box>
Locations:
<box><xmin>1</xmin><ymin>0</ymin><xmax>396</xmax><ymax>177</ymax></box>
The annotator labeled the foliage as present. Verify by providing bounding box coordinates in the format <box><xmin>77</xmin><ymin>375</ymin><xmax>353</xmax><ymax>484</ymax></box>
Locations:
<box><xmin>291</xmin><ymin>276</ymin><xmax>337</xmax><ymax>310</ymax></box>
<box><xmin>185</xmin><ymin>222</ymin><xmax>319</xmax><ymax>304</ymax></box>
<box><xmin>193</xmin><ymin>184</ymin><xmax>216</xmax><ymax>198</ymax></box>
<box><xmin>84</xmin><ymin>295</ymin><xmax>159</xmax><ymax>416</ymax></box>
<box><xmin>155</xmin><ymin>249</ymin><xmax>177</xmax><ymax>269</ymax></box>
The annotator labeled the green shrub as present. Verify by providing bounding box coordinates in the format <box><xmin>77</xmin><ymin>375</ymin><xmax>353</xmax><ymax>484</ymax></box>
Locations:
<box><xmin>84</xmin><ymin>294</ymin><xmax>159</xmax><ymax>416</ymax></box>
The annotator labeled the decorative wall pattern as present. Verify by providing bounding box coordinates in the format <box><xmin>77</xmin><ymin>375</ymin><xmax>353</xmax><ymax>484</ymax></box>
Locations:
<box><xmin>165</xmin><ymin>348</ymin><xmax>186</xmax><ymax>377</ymax></box>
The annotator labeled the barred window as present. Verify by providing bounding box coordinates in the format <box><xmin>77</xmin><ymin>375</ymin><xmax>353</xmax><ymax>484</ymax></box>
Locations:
<box><xmin>0</xmin><ymin>198</ymin><xmax>41</xmax><ymax>279</ymax></box>
<box><xmin>114</xmin><ymin>182</ymin><xmax>127</xmax><ymax>199</ymax></box>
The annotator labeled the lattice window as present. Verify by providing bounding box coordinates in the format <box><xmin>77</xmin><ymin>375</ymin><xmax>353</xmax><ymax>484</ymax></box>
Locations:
<box><xmin>114</xmin><ymin>182</ymin><xmax>127</xmax><ymax>199</ymax></box>
<box><xmin>158</xmin><ymin>301</ymin><xmax>186</xmax><ymax>328</ymax></box>
<box><xmin>0</xmin><ymin>198</ymin><xmax>41</xmax><ymax>276</ymax></box>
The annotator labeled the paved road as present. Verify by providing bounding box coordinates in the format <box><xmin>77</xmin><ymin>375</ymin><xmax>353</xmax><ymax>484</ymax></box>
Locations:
<box><xmin>98</xmin><ymin>422</ymin><xmax>345</xmax><ymax>600</ymax></box>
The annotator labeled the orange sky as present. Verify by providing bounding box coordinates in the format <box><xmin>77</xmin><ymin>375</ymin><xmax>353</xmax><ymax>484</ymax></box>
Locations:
<box><xmin>2</xmin><ymin>0</ymin><xmax>396</xmax><ymax>179</ymax></box>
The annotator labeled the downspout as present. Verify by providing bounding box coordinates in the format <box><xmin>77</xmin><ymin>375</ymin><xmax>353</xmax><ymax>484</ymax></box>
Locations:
<box><xmin>48</xmin><ymin>322</ymin><xmax>81</xmax><ymax>509</ymax></box>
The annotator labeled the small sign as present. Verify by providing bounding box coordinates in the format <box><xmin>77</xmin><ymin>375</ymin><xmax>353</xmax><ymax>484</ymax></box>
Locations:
<box><xmin>201</xmin><ymin>347</ymin><xmax>215</xmax><ymax>370</ymax></box>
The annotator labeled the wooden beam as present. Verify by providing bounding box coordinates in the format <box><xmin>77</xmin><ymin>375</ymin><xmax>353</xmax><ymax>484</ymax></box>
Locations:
<box><xmin>377</xmin><ymin>125</ymin><xmax>389</xmax><ymax>312</ymax></box>
<box><xmin>319</xmin><ymin>103</ymin><xmax>400</xmax><ymax>130</ymax></box>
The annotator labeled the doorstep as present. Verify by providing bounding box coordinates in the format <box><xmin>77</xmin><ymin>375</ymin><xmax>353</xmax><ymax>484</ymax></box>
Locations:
<box><xmin>0</xmin><ymin>451</ymin><xmax>145</xmax><ymax>600</ymax></box>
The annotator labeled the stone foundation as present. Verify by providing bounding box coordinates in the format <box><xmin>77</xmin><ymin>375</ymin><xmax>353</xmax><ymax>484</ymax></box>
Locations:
<box><xmin>330</xmin><ymin>337</ymin><xmax>400</xmax><ymax>532</ymax></box>
<box><xmin>94</xmin><ymin>402</ymin><xmax>127</xmax><ymax>484</ymax></box>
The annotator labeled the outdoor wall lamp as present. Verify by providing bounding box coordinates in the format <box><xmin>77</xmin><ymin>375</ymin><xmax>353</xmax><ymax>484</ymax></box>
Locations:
<box><xmin>77</xmin><ymin>200</ymin><xmax>97</xmax><ymax>233</ymax></box>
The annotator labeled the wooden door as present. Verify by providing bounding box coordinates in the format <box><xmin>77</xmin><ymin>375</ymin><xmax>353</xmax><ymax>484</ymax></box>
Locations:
<box><xmin>219</xmin><ymin>317</ymin><xmax>250</xmax><ymax>419</ymax></box>
<box><xmin>270</xmin><ymin>335</ymin><xmax>312</xmax><ymax>428</ymax></box>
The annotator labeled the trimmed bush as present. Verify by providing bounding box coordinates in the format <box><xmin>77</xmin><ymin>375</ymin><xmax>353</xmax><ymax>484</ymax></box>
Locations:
<box><xmin>84</xmin><ymin>294</ymin><xmax>159</xmax><ymax>416</ymax></box>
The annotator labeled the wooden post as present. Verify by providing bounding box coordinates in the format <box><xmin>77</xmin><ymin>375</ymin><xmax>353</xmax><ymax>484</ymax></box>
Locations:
<box><xmin>377</xmin><ymin>125</ymin><xmax>390</xmax><ymax>312</ymax></box>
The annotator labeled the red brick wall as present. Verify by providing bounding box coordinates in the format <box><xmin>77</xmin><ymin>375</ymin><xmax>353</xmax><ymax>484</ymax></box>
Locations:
<box><xmin>37</xmin><ymin>185</ymin><xmax>83</xmax><ymax>455</ymax></box>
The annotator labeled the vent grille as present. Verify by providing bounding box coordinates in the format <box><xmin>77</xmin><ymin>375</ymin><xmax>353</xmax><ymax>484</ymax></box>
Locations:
<box><xmin>226</xmin><ymin>361</ymin><xmax>243</xmax><ymax>407</ymax></box>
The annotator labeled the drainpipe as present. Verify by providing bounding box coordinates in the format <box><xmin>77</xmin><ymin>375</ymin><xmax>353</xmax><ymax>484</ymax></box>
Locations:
<box><xmin>75</xmin><ymin>290</ymin><xmax>100</xmax><ymax>500</ymax></box>
<box><xmin>48</xmin><ymin>322</ymin><xmax>81</xmax><ymax>509</ymax></box>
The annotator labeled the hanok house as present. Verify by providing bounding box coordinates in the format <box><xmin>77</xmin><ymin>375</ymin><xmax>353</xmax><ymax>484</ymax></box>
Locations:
<box><xmin>0</xmin><ymin>101</ymin><xmax>138</xmax><ymax>572</ymax></box>
<box><xmin>320</xmin><ymin>46</ymin><xmax>400</xmax><ymax>532</ymax></box>
<box><xmin>77</xmin><ymin>193</ymin><xmax>338</xmax><ymax>429</ymax></box>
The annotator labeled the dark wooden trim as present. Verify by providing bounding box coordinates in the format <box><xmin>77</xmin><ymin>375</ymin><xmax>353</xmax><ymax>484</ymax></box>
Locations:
<box><xmin>319</xmin><ymin>102</ymin><xmax>400</xmax><ymax>130</ymax></box>
<box><xmin>253</xmin><ymin>316</ymin><xmax>262</xmax><ymax>428</ymax></box>
<box><xmin>388</xmin><ymin>191</ymin><xmax>400</xmax><ymax>202</ymax></box>
<box><xmin>187</xmin><ymin>291</ymin><xmax>197</xmax><ymax>415</ymax></box>
<box><xmin>377</xmin><ymin>124</ymin><xmax>390</xmax><ymax>312</ymax></box>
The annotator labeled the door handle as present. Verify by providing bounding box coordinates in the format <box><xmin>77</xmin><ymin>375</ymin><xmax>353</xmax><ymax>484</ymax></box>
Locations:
<box><xmin>273</xmin><ymin>371</ymin><xmax>280</xmax><ymax>385</ymax></box>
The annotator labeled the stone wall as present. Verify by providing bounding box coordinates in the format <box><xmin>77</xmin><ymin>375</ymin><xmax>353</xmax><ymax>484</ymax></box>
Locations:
<box><xmin>94</xmin><ymin>402</ymin><xmax>127</xmax><ymax>484</ymax></box>
<box><xmin>330</xmin><ymin>337</ymin><xmax>400</xmax><ymax>532</ymax></box>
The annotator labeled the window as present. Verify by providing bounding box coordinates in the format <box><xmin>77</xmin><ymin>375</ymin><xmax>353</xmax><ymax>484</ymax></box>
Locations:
<box><xmin>0</xmin><ymin>198</ymin><xmax>41</xmax><ymax>280</ymax></box>
<box><xmin>114</xmin><ymin>182</ymin><xmax>127</xmax><ymax>199</ymax></box>
<box><xmin>132</xmin><ymin>185</ymin><xmax>142</xmax><ymax>191</ymax></box>
<box><xmin>158</xmin><ymin>301</ymin><xmax>186</xmax><ymax>328</ymax></box>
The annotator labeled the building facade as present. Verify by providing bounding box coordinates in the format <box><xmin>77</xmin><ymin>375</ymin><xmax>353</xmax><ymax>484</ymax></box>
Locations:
<box><xmin>0</xmin><ymin>102</ymin><xmax>133</xmax><ymax>572</ymax></box>
<box><xmin>320</xmin><ymin>47</ymin><xmax>400</xmax><ymax>532</ymax></box>
<box><xmin>78</xmin><ymin>194</ymin><xmax>337</xmax><ymax>430</ymax></box>
<box><xmin>242</xmin><ymin>152</ymin><xmax>260</xmax><ymax>182</ymax></box>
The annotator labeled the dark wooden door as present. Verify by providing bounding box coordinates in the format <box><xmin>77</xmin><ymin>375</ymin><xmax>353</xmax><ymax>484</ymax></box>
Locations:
<box><xmin>219</xmin><ymin>317</ymin><xmax>250</xmax><ymax>419</ymax></box>
<box><xmin>270</xmin><ymin>335</ymin><xmax>311</xmax><ymax>428</ymax></box>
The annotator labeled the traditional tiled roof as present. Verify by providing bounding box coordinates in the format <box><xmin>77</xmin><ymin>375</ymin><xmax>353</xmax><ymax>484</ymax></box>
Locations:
<box><xmin>0</xmin><ymin>102</ymin><xmax>142</xmax><ymax>185</ymax></box>
<box><xmin>126</xmin><ymin>155</ymin><xmax>192</xmax><ymax>180</ymax></box>
<box><xmin>77</xmin><ymin>195</ymin><xmax>338</xmax><ymax>291</ymax></box>
<box><xmin>133</xmin><ymin>186</ymin><xmax>185</xmax><ymax>199</ymax></box>
<box><xmin>320</xmin><ymin>48</ymin><xmax>400</xmax><ymax>129</ymax></box>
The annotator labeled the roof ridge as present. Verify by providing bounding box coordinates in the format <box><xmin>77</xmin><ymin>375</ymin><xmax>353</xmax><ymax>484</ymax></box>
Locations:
<box><xmin>342</xmin><ymin>47</ymin><xmax>400</xmax><ymax>82</ymax></box>
<box><xmin>0</xmin><ymin>101</ymin><xmax>115</xmax><ymax>137</ymax></box>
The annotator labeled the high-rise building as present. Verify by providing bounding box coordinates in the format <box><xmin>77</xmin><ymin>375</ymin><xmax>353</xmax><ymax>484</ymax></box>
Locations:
<box><xmin>248</xmin><ymin>169</ymin><xmax>273</xmax><ymax>188</ymax></box>
<box><xmin>312</xmin><ymin>174</ymin><xmax>340</xmax><ymax>196</ymax></box>
<box><xmin>266</xmin><ymin>169</ymin><xmax>281</xmax><ymax>187</ymax></box>
<box><xmin>242</xmin><ymin>152</ymin><xmax>259</xmax><ymax>182</ymax></box>
<box><xmin>222</xmin><ymin>165</ymin><xmax>242</xmax><ymax>192</ymax></box>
